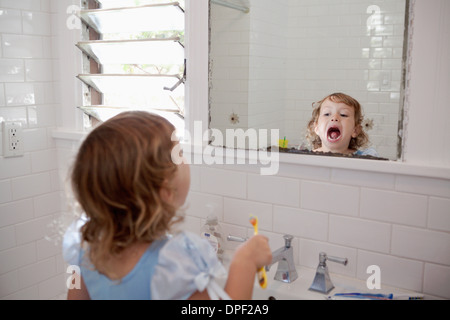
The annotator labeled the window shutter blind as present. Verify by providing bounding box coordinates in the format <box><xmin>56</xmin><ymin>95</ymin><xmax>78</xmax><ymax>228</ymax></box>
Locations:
<box><xmin>76</xmin><ymin>0</ymin><xmax>185</xmax><ymax>129</ymax></box>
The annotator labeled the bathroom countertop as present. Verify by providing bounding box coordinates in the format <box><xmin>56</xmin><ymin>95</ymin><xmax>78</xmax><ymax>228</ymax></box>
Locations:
<box><xmin>251</xmin><ymin>265</ymin><xmax>430</xmax><ymax>300</ymax></box>
<box><xmin>219</xmin><ymin>251</ymin><xmax>433</xmax><ymax>300</ymax></box>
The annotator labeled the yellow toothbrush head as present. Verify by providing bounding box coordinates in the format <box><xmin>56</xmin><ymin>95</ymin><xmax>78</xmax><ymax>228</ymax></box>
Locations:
<box><xmin>249</xmin><ymin>215</ymin><xmax>258</xmax><ymax>234</ymax></box>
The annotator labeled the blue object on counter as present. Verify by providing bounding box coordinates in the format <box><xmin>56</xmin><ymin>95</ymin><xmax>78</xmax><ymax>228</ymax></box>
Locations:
<box><xmin>332</xmin><ymin>293</ymin><xmax>393</xmax><ymax>300</ymax></box>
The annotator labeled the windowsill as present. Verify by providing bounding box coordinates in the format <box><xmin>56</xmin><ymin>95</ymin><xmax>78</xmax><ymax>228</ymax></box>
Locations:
<box><xmin>52</xmin><ymin>128</ymin><xmax>450</xmax><ymax>180</ymax></box>
<box><xmin>52</xmin><ymin>128</ymin><xmax>88</xmax><ymax>141</ymax></box>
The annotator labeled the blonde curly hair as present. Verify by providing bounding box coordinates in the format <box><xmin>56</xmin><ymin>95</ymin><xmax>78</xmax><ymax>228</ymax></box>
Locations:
<box><xmin>71</xmin><ymin>111</ymin><xmax>182</xmax><ymax>276</ymax></box>
<box><xmin>306</xmin><ymin>93</ymin><xmax>369</xmax><ymax>151</ymax></box>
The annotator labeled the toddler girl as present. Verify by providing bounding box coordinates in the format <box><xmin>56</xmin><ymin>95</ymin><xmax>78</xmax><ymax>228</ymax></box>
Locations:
<box><xmin>306</xmin><ymin>92</ymin><xmax>377</xmax><ymax>156</ymax></box>
<box><xmin>63</xmin><ymin>111</ymin><xmax>271</xmax><ymax>300</ymax></box>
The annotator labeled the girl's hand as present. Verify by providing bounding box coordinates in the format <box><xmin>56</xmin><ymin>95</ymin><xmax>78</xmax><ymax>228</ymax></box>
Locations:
<box><xmin>234</xmin><ymin>234</ymin><xmax>272</xmax><ymax>270</ymax></box>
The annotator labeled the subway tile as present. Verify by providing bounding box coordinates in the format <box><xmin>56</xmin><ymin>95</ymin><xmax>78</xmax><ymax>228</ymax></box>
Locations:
<box><xmin>0</xmin><ymin>0</ymin><xmax>41</xmax><ymax>11</ymax></box>
<box><xmin>15</xmin><ymin>215</ymin><xmax>54</xmax><ymax>245</ymax></box>
<box><xmin>331</xmin><ymin>168</ymin><xmax>395</xmax><ymax>189</ymax></box>
<box><xmin>2</xmin><ymin>285</ymin><xmax>39</xmax><ymax>300</ymax></box>
<box><xmin>0</xmin><ymin>59</ymin><xmax>25</xmax><ymax>82</ymax></box>
<box><xmin>360</xmin><ymin>188</ymin><xmax>427</xmax><ymax>227</ymax></box>
<box><xmin>0</xmin><ymin>84</ymin><xmax>5</xmax><ymax>106</ymax></box>
<box><xmin>0</xmin><ymin>270</ymin><xmax>19</xmax><ymax>297</ymax></box>
<box><xmin>248</xmin><ymin>173</ymin><xmax>300</xmax><ymax>207</ymax></box>
<box><xmin>299</xmin><ymin>239</ymin><xmax>357</xmax><ymax>277</ymax></box>
<box><xmin>277</xmin><ymin>163</ymin><xmax>330</xmax><ymax>181</ymax></box>
<box><xmin>396</xmin><ymin>175</ymin><xmax>450</xmax><ymax>198</ymax></box>
<box><xmin>273</xmin><ymin>206</ymin><xmax>328</xmax><ymax>241</ymax></box>
<box><xmin>0</xmin><ymin>106</ymin><xmax>27</xmax><ymax>124</ymax></box>
<box><xmin>4</xmin><ymin>82</ymin><xmax>43</xmax><ymax>106</ymax></box>
<box><xmin>25</xmin><ymin>59</ymin><xmax>53</xmax><ymax>82</ymax></box>
<box><xmin>22</xmin><ymin>11</ymin><xmax>51</xmax><ymax>35</ymax></box>
<box><xmin>23</xmin><ymin>128</ymin><xmax>48</xmax><ymax>152</ymax></box>
<box><xmin>11</xmin><ymin>172</ymin><xmax>52</xmax><ymax>200</ymax></box>
<box><xmin>184</xmin><ymin>191</ymin><xmax>223</xmax><ymax>220</ymax></box>
<box><xmin>0</xmin><ymin>179</ymin><xmax>12</xmax><ymax>204</ymax></box>
<box><xmin>392</xmin><ymin>225</ymin><xmax>450</xmax><ymax>266</ymax></box>
<box><xmin>31</xmin><ymin>148</ymin><xmax>57</xmax><ymax>173</ymax></box>
<box><xmin>42</xmin><ymin>36</ymin><xmax>53</xmax><ymax>59</ymax></box>
<box><xmin>224</xmin><ymin>197</ymin><xmax>272</xmax><ymax>232</ymax></box>
<box><xmin>424</xmin><ymin>263</ymin><xmax>450</xmax><ymax>299</ymax></box>
<box><xmin>38</xmin><ymin>273</ymin><xmax>67</xmax><ymax>300</ymax></box>
<box><xmin>2</xmin><ymin>34</ymin><xmax>43</xmax><ymax>59</ymax></box>
<box><xmin>301</xmin><ymin>181</ymin><xmax>359</xmax><ymax>216</ymax></box>
<box><xmin>36</xmin><ymin>236</ymin><xmax>61</xmax><ymax>260</ymax></box>
<box><xmin>0</xmin><ymin>225</ymin><xmax>15</xmax><ymax>250</ymax></box>
<box><xmin>41</xmin><ymin>0</ymin><xmax>51</xmax><ymax>13</ymax></box>
<box><xmin>0</xmin><ymin>8</ymin><xmax>22</xmax><ymax>33</ymax></box>
<box><xmin>33</xmin><ymin>192</ymin><xmax>61</xmax><ymax>218</ymax></box>
<box><xmin>0</xmin><ymin>154</ymin><xmax>32</xmax><ymax>180</ymax></box>
<box><xmin>356</xmin><ymin>251</ymin><xmax>423</xmax><ymax>292</ymax></box>
<box><xmin>0</xmin><ymin>199</ymin><xmax>34</xmax><ymax>228</ymax></box>
<box><xmin>28</xmin><ymin>104</ymin><xmax>57</xmax><ymax>128</ymax></box>
<box><xmin>329</xmin><ymin>215</ymin><xmax>391</xmax><ymax>253</ymax></box>
<box><xmin>18</xmin><ymin>257</ymin><xmax>56</xmax><ymax>289</ymax></box>
<box><xmin>200</xmin><ymin>167</ymin><xmax>247</xmax><ymax>199</ymax></box>
<box><xmin>172</xmin><ymin>214</ymin><xmax>201</xmax><ymax>235</ymax></box>
<box><xmin>428</xmin><ymin>197</ymin><xmax>450</xmax><ymax>232</ymax></box>
<box><xmin>0</xmin><ymin>242</ymin><xmax>36</xmax><ymax>274</ymax></box>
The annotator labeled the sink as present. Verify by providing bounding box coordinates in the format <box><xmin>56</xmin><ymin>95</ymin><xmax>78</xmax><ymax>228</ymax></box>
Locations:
<box><xmin>252</xmin><ymin>265</ymin><xmax>424</xmax><ymax>300</ymax></box>
<box><xmin>220</xmin><ymin>250</ymin><xmax>425</xmax><ymax>300</ymax></box>
<box><xmin>252</xmin><ymin>266</ymin><xmax>326</xmax><ymax>300</ymax></box>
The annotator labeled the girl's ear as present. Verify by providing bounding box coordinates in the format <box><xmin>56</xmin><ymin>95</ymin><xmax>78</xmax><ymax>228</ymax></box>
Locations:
<box><xmin>159</xmin><ymin>180</ymin><xmax>174</xmax><ymax>203</ymax></box>
<box><xmin>352</xmin><ymin>124</ymin><xmax>362</xmax><ymax>138</ymax></box>
<box><xmin>314</xmin><ymin>122</ymin><xmax>320</xmax><ymax>136</ymax></box>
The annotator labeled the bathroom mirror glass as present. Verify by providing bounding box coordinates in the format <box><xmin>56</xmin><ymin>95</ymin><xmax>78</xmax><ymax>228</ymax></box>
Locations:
<box><xmin>209</xmin><ymin>0</ymin><xmax>409</xmax><ymax>160</ymax></box>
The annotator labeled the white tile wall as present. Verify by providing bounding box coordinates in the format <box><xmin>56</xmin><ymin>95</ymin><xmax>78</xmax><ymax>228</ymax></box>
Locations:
<box><xmin>184</xmin><ymin>162</ymin><xmax>450</xmax><ymax>299</ymax></box>
<box><xmin>1</xmin><ymin>0</ymin><xmax>449</xmax><ymax>301</ymax></box>
<box><xmin>0</xmin><ymin>0</ymin><xmax>64</xmax><ymax>300</ymax></box>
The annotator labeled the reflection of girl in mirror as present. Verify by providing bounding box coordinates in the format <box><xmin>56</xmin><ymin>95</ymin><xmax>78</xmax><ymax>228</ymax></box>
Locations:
<box><xmin>306</xmin><ymin>93</ymin><xmax>378</xmax><ymax>156</ymax></box>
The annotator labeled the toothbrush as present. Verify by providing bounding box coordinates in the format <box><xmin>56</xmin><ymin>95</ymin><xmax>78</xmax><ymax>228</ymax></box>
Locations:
<box><xmin>329</xmin><ymin>293</ymin><xmax>424</xmax><ymax>300</ymax></box>
<box><xmin>249</xmin><ymin>215</ymin><xmax>268</xmax><ymax>289</ymax></box>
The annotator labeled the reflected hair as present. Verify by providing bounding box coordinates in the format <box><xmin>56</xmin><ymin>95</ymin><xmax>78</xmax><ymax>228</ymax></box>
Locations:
<box><xmin>71</xmin><ymin>111</ymin><xmax>181</xmax><ymax>275</ymax></box>
<box><xmin>306</xmin><ymin>92</ymin><xmax>369</xmax><ymax>150</ymax></box>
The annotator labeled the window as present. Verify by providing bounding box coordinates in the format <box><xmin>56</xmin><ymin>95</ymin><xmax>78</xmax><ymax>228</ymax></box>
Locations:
<box><xmin>76</xmin><ymin>0</ymin><xmax>185</xmax><ymax>134</ymax></box>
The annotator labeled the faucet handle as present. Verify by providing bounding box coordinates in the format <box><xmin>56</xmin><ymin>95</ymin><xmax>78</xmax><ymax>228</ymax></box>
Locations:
<box><xmin>319</xmin><ymin>252</ymin><xmax>348</xmax><ymax>266</ymax></box>
<box><xmin>283</xmin><ymin>234</ymin><xmax>294</xmax><ymax>248</ymax></box>
<box><xmin>227</xmin><ymin>234</ymin><xmax>248</xmax><ymax>242</ymax></box>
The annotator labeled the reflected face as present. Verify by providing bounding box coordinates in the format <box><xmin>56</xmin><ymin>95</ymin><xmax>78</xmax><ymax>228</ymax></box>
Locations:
<box><xmin>314</xmin><ymin>98</ymin><xmax>359</xmax><ymax>154</ymax></box>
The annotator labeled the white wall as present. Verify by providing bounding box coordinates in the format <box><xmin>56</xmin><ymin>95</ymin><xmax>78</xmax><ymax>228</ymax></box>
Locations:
<box><xmin>0</xmin><ymin>0</ymin><xmax>67</xmax><ymax>299</ymax></box>
<box><xmin>402</xmin><ymin>0</ymin><xmax>450</xmax><ymax>166</ymax></box>
<box><xmin>0</xmin><ymin>0</ymin><xmax>449</xmax><ymax>300</ymax></box>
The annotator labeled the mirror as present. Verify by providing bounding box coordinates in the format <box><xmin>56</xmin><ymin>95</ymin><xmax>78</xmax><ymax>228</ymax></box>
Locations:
<box><xmin>209</xmin><ymin>0</ymin><xmax>409</xmax><ymax>160</ymax></box>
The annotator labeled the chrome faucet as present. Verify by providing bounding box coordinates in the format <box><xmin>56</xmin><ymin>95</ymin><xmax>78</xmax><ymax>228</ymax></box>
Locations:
<box><xmin>309</xmin><ymin>252</ymin><xmax>348</xmax><ymax>294</ymax></box>
<box><xmin>265</xmin><ymin>235</ymin><xmax>298</xmax><ymax>283</ymax></box>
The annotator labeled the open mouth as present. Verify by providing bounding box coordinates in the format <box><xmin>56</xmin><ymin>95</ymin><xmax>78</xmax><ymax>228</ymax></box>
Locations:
<box><xmin>327</xmin><ymin>127</ymin><xmax>341</xmax><ymax>142</ymax></box>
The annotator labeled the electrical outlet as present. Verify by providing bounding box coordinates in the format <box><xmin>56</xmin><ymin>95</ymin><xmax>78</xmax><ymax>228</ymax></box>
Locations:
<box><xmin>2</xmin><ymin>122</ymin><xmax>24</xmax><ymax>158</ymax></box>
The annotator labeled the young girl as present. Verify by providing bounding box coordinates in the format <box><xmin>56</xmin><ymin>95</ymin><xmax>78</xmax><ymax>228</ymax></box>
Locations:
<box><xmin>63</xmin><ymin>111</ymin><xmax>272</xmax><ymax>300</ymax></box>
<box><xmin>306</xmin><ymin>92</ymin><xmax>377</xmax><ymax>156</ymax></box>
